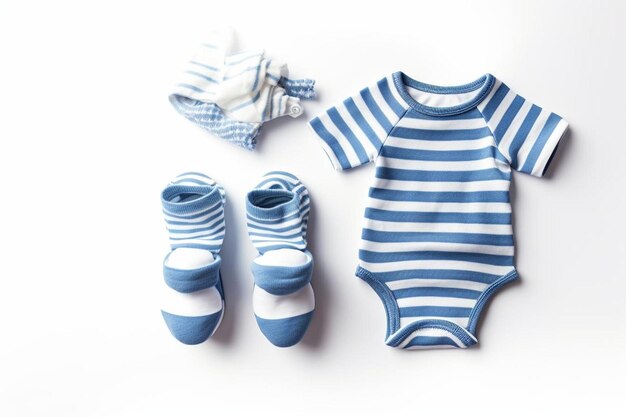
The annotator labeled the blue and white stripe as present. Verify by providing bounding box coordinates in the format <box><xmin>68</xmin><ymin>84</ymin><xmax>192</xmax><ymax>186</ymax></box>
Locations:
<box><xmin>162</xmin><ymin>172</ymin><xmax>226</xmax><ymax>252</ymax></box>
<box><xmin>160</xmin><ymin>172</ymin><xmax>227</xmax><ymax>345</ymax></box>
<box><xmin>177</xmin><ymin>45</ymin><xmax>315</xmax><ymax>122</ymax></box>
<box><xmin>170</xmin><ymin>31</ymin><xmax>315</xmax><ymax>150</ymax></box>
<box><xmin>309</xmin><ymin>72</ymin><xmax>568</xmax><ymax>349</ymax></box>
<box><xmin>246</xmin><ymin>171</ymin><xmax>311</xmax><ymax>253</ymax></box>
<box><xmin>170</xmin><ymin>30</ymin><xmax>315</xmax><ymax>149</ymax></box>
<box><xmin>246</xmin><ymin>172</ymin><xmax>315</xmax><ymax>347</ymax></box>
<box><xmin>308</xmin><ymin>75</ymin><xmax>406</xmax><ymax>170</ymax></box>
<box><xmin>477</xmin><ymin>79</ymin><xmax>569</xmax><ymax>177</ymax></box>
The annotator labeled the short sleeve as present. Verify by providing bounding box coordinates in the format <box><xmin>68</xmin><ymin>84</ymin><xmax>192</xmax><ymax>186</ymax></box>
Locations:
<box><xmin>478</xmin><ymin>80</ymin><xmax>569</xmax><ymax>177</ymax></box>
<box><xmin>308</xmin><ymin>76</ymin><xmax>408</xmax><ymax>170</ymax></box>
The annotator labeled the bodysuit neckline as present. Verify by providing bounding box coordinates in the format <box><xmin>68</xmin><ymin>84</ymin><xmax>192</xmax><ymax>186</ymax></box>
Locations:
<box><xmin>392</xmin><ymin>71</ymin><xmax>495</xmax><ymax>117</ymax></box>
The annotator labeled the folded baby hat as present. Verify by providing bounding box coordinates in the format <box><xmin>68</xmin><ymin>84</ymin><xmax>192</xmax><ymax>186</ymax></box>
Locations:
<box><xmin>169</xmin><ymin>29</ymin><xmax>315</xmax><ymax>150</ymax></box>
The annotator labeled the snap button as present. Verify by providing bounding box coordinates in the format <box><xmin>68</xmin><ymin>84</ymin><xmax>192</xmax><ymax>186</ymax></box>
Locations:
<box><xmin>290</xmin><ymin>104</ymin><xmax>302</xmax><ymax>116</ymax></box>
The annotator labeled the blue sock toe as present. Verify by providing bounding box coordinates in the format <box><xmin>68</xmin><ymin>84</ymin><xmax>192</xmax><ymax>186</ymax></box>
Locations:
<box><xmin>255</xmin><ymin>311</ymin><xmax>313</xmax><ymax>348</ymax></box>
<box><xmin>162</xmin><ymin>309</ymin><xmax>223</xmax><ymax>345</ymax></box>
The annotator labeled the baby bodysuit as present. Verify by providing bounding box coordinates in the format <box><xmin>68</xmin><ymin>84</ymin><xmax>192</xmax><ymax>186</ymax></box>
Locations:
<box><xmin>308</xmin><ymin>72</ymin><xmax>568</xmax><ymax>349</ymax></box>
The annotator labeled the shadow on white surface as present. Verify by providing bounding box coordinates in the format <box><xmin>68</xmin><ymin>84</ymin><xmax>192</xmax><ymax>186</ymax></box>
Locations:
<box><xmin>209</xmin><ymin>195</ymin><xmax>243</xmax><ymax>345</ymax></box>
<box><xmin>299</xmin><ymin>194</ymin><xmax>332</xmax><ymax>349</ymax></box>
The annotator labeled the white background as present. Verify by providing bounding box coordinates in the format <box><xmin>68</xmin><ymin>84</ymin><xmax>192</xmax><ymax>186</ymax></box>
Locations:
<box><xmin>1</xmin><ymin>0</ymin><xmax>625</xmax><ymax>415</ymax></box>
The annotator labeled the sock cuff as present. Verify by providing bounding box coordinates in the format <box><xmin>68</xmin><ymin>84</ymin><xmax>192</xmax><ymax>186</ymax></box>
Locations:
<box><xmin>162</xmin><ymin>173</ymin><xmax>226</xmax><ymax>252</ymax></box>
<box><xmin>162</xmin><ymin>184</ymin><xmax>223</xmax><ymax>217</ymax></box>
<box><xmin>246</xmin><ymin>189</ymin><xmax>299</xmax><ymax>221</ymax></box>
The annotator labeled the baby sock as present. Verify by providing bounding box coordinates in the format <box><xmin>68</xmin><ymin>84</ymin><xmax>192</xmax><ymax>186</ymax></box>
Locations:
<box><xmin>246</xmin><ymin>172</ymin><xmax>315</xmax><ymax>347</ymax></box>
<box><xmin>160</xmin><ymin>172</ymin><xmax>226</xmax><ymax>345</ymax></box>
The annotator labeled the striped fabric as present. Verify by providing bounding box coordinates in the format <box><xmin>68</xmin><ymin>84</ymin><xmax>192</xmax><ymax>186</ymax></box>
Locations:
<box><xmin>246</xmin><ymin>171</ymin><xmax>311</xmax><ymax>254</ymax></box>
<box><xmin>160</xmin><ymin>172</ymin><xmax>227</xmax><ymax>345</ymax></box>
<box><xmin>161</xmin><ymin>172</ymin><xmax>226</xmax><ymax>252</ymax></box>
<box><xmin>169</xmin><ymin>30</ymin><xmax>315</xmax><ymax>150</ymax></box>
<box><xmin>246</xmin><ymin>172</ymin><xmax>315</xmax><ymax>347</ymax></box>
<box><xmin>308</xmin><ymin>72</ymin><xmax>568</xmax><ymax>349</ymax></box>
<box><xmin>308</xmin><ymin>75</ymin><xmax>406</xmax><ymax>170</ymax></box>
<box><xmin>477</xmin><ymin>79</ymin><xmax>569</xmax><ymax>176</ymax></box>
<box><xmin>173</xmin><ymin>43</ymin><xmax>315</xmax><ymax>123</ymax></box>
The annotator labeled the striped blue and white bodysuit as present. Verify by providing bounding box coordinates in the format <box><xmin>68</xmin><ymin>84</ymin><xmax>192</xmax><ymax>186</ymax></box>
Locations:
<box><xmin>308</xmin><ymin>72</ymin><xmax>568</xmax><ymax>349</ymax></box>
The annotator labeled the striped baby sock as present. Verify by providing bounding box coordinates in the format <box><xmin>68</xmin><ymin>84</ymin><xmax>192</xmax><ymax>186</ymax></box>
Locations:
<box><xmin>246</xmin><ymin>172</ymin><xmax>315</xmax><ymax>347</ymax></box>
<box><xmin>160</xmin><ymin>173</ymin><xmax>226</xmax><ymax>345</ymax></box>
